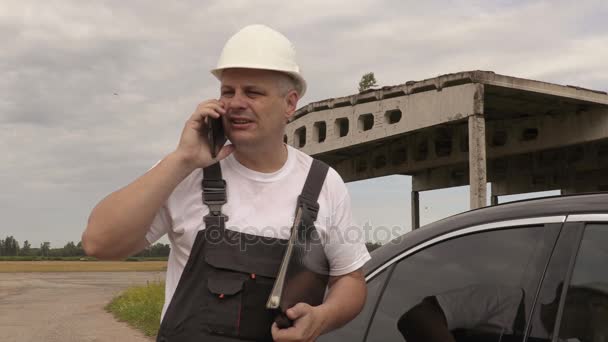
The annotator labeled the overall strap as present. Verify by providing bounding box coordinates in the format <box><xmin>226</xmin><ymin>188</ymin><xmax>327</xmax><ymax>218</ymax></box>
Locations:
<box><xmin>202</xmin><ymin>162</ymin><xmax>228</xmax><ymax>224</ymax></box>
<box><xmin>201</xmin><ymin>159</ymin><xmax>329</xmax><ymax>227</ymax></box>
<box><xmin>297</xmin><ymin>159</ymin><xmax>330</xmax><ymax>223</ymax></box>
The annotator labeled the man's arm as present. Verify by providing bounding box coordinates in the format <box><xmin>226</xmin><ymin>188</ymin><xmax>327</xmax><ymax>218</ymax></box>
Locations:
<box><xmin>272</xmin><ymin>268</ymin><xmax>367</xmax><ymax>342</ymax></box>
<box><xmin>82</xmin><ymin>100</ymin><xmax>234</xmax><ymax>260</ymax></box>
<box><xmin>82</xmin><ymin>151</ymin><xmax>196</xmax><ymax>259</ymax></box>
<box><xmin>318</xmin><ymin>269</ymin><xmax>367</xmax><ymax>333</ymax></box>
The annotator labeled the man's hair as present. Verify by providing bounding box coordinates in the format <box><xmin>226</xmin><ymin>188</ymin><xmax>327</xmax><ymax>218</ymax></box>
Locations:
<box><xmin>274</xmin><ymin>71</ymin><xmax>299</xmax><ymax>97</ymax></box>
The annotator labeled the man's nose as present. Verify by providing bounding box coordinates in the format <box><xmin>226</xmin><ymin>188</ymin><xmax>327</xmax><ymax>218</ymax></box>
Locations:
<box><xmin>225</xmin><ymin>92</ymin><xmax>247</xmax><ymax>111</ymax></box>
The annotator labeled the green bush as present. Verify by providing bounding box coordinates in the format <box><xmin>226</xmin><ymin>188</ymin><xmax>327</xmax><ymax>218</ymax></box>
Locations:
<box><xmin>105</xmin><ymin>280</ymin><xmax>165</xmax><ymax>337</ymax></box>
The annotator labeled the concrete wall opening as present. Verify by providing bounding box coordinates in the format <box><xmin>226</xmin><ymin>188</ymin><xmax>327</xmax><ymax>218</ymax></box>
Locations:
<box><xmin>335</xmin><ymin>118</ymin><xmax>349</xmax><ymax>137</ymax></box>
<box><xmin>522</xmin><ymin>128</ymin><xmax>539</xmax><ymax>141</ymax></box>
<box><xmin>358</xmin><ymin>114</ymin><xmax>374</xmax><ymax>131</ymax></box>
<box><xmin>385</xmin><ymin>110</ymin><xmax>402</xmax><ymax>124</ymax></box>
<box><xmin>314</xmin><ymin>121</ymin><xmax>327</xmax><ymax>143</ymax></box>
<box><xmin>391</xmin><ymin>146</ymin><xmax>407</xmax><ymax>165</ymax></box>
<box><xmin>294</xmin><ymin>127</ymin><xmax>306</xmax><ymax>148</ymax></box>
<box><xmin>460</xmin><ymin>133</ymin><xmax>469</xmax><ymax>152</ymax></box>
<box><xmin>434</xmin><ymin>128</ymin><xmax>453</xmax><ymax>157</ymax></box>
<box><xmin>356</xmin><ymin>158</ymin><xmax>367</xmax><ymax>172</ymax></box>
<box><xmin>374</xmin><ymin>154</ymin><xmax>387</xmax><ymax>168</ymax></box>
<box><xmin>491</xmin><ymin>130</ymin><xmax>508</xmax><ymax>146</ymax></box>
<box><xmin>415</xmin><ymin>140</ymin><xmax>429</xmax><ymax>161</ymax></box>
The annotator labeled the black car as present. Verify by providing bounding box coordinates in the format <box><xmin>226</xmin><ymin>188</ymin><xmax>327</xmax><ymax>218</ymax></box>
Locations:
<box><xmin>320</xmin><ymin>192</ymin><xmax>608</xmax><ymax>342</ymax></box>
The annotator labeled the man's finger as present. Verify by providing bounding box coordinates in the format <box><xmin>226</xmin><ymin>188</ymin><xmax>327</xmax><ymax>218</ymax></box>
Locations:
<box><xmin>271</xmin><ymin>322</ymin><xmax>280</xmax><ymax>336</ymax></box>
<box><xmin>190</xmin><ymin>104</ymin><xmax>225</xmax><ymax>123</ymax></box>
<box><xmin>197</xmin><ymin>100</ymin><xmax>225</xmax><ymax>113</ymax></box>
<box><xmin>215</xmin><ymin>144</ymin><xmax>235</xmax><ymax>161</ymax></box>
<box><xmin>271</xmin><ymin>322</ymin><xmax>291</xmax><ymax>342</ymax></box>
<box><xmin>287</xmin><ymin>303</ymin><xmax>311</xmax><ymax>320</ymax></box>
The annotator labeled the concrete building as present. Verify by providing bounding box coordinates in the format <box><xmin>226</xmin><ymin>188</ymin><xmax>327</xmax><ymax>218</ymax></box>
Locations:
<box><xmin>285</xmin><ymin>71</ymin><xmax>608</xmax><ymax>229</ymax></box>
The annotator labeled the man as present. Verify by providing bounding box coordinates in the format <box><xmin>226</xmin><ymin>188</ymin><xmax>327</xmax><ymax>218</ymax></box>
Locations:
<box><xmin>397</xmin><ymin>283</ymin><xmax>607</xmax><ymax>342</ymax></box>
<box><xmin>82</xmin><ymin>24</ymin><xmax>370</xmax><ymax>341</ymax></box>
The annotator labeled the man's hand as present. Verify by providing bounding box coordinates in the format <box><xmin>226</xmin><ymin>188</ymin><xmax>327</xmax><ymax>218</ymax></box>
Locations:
<box><xmin>174</xmin><ymin>99</ymin><xmax>235</xmax><ymax>170</ymax></box>
<box><xmin>271</xmin><ymin>269</ymin><xmax>367</xmax><ymax>341</ymax></box>
<box><xmin>271</xmin><ymin>303</ymin><xmax>328</xmax><ymax>342</ymax></box>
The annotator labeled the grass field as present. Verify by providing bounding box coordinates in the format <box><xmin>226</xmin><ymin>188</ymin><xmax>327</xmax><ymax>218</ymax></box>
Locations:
<box><xmin>0</xmin><ymin>261</ymin><xmax>167</xmax><ymax>272</ymax></box>
<box><xmin>106</xmin><ymin>280</ymin><xmax>165</xmax><ymax>337</ymax></box>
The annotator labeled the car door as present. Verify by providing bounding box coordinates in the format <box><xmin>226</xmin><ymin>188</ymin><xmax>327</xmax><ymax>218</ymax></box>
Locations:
<box><xmin>364</xmin><ymin>218</ymin><xmax>564</xmax><ymax>342</ymax></box>
<box><xmin>529</xmin><ymin>218</ymin><xmax>608</xmax><ymax>342</ymax></box>
<box><xmin>317</xmin><ymin>265</ymin><xmax>391</xmax><ymax>342</ymax></box>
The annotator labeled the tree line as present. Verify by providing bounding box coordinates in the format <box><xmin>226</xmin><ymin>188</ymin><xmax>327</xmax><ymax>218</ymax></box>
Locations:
<box><xmin>1</xmin><ymin>235</ymin><xmax>379</xmax><ymax>257</ymax></box>
<box><xmin>0</xmin><ymin>235</ymin><xmax>170</xmax><ymax>258</ymax></box>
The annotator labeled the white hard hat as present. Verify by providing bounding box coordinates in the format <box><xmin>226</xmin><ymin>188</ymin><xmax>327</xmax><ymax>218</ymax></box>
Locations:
<box><xmin>211</xmin><ymin>24</ymin><xmax>307</xmax><ymax>97</ymax></box>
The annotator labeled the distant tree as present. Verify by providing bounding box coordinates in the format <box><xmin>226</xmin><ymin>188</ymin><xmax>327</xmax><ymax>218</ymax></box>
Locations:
<box><xmin>39</xmin><ymin>242</ymin><xmax>51</xmax><ymax>257</ymax></box>
<box><xmin>21</xmin><ymin>240</ymin><xmax>31</xmax><ymax>256</ymax></box>
<box><xmin>12</xmin><ymin>237</ymin><xmax>20</xmax><ymax>256</ymax></box>
<box><xmin>150</xmin><ymin>243</ymin><xmax>171</xmax><ymax>257</ymax></box>
<box><xmin>2</xmin><ymin>236</ymin><xmax>19</xmax><ymax>256</ymax></box>
<box><xmin>134</xmin><ymin>243</ymin><xmax>170</xmax><ymax>258</ymax></box>
<box><xmin>63</xmin><ymin>241</ymin><xmax>78</xmax><ymax>257</ymax></box>
<box><xmin>358</xmin><ymin>72</ymin><xmax>378</xmax><ymax>92</ymax></box>
<box><xmin>3</xmin><ymin>237</ymin><xmax>10</xmax><ymax>256</ymax></box>
<box><xmin>0</xmin><ymin>239</ymin><xmax>4</xmax><ymax>256</ymax></box>
<box><xmin>76</xmin><ymin>241</ymin><xmax>85</xmax><ymax>256</ymax></box>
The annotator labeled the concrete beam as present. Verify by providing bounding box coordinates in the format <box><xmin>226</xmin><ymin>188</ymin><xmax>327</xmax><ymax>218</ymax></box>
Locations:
<box><xmin>293</xmin><ymin>71</ymin><xmax>608</xmax><ymax>121</ymax></box>
<box><xmin>486</xmin><ymin>106</ymin><xmax>608</xmax><ymax>159</ymax></box>
<box><xmin>412</xmin><ymin>164</ymin><xmax>469</xmax><ymax>192</ymax></box>
<box><xmin>286</xmin><ymin>83</ymin><xmax>478</xmax><ymax>156</ymax></box>
<box><xmin>326</xmin><ymin>106</ymin><xmax>608</xmax><ymax>183</ymax></box>
<box><xmin>492</xmin><ymin>168</ymin><xmax>608</xmax><ymax>196</ymax></box>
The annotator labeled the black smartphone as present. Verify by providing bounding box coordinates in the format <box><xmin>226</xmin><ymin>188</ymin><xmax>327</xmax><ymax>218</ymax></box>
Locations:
<box><xmin>208</xmin><ymin>117</ymin><xmax>226</xmax><ymax>159</ymax></box>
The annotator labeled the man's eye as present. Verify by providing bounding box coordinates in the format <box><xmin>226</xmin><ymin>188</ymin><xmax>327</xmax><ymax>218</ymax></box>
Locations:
<box><xmin>221</xmin><ymin>91</ymin><xmax>234</xmax><ymax>96</ymax></box>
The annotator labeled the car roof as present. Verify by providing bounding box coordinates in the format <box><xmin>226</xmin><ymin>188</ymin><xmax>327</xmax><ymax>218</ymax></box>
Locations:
<box><xmin>364</xmin><ymin>192</ymin><xmax>608</xmax><ymax>274</ymax></box>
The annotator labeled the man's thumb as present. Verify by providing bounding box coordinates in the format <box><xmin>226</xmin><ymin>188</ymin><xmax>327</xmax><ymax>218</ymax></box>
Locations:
<box><xmin>286</xmin><ymin>303</ymin><xmax>310</xmax><ymax>320</ymax></box>
<box><xmin>216</xmin><ymin>144</ymin><xmax>235</xmax><ymax>161</ymax></box>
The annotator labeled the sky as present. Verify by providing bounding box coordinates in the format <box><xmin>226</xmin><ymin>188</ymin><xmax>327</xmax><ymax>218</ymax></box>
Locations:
<box><xmin>1</xmin><ymin>0</ymin><xmax>607</xmax><ymax>248</ymax></box>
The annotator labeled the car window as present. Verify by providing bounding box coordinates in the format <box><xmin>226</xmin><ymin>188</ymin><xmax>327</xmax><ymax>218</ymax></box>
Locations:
<box><xmin>318</xmin><ymin>267</ymin><xmax>390</xmax><ymax>342</ymax></box>
<box><xmin>366</xmin><ymin>224</ymin><xmax>560</xmax><ymax>342</ymax></box>
<box><xmin>556</xmin><ymin>224</ymin><xmax>608</xmax><ymax>342</ymax></box>
<box><xmin>527</xmin><ymin>223</ymin><xmax>582</xmax><ymax>341</ymax></box>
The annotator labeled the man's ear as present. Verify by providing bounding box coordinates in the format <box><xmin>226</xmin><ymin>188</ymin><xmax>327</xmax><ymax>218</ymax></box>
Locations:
<box><xmin>284</xmin><ymin>90</ymin><xmax>299</xmax><ymax>122</ymax></box>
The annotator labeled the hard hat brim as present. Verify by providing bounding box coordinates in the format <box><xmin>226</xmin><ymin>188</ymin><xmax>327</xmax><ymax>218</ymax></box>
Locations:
<box><xmin>211</xmin><ymin>66</ymin><xmax>307</xmax><ymax>98</ymax></box>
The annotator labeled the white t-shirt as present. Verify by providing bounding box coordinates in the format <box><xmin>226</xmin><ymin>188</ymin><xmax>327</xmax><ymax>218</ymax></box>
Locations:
<box><xmin>435</xmin><ymin>284</ymin><xmax>524</xmax><ymax>335</ymax></box>
<box><xmin>145</xmin><ymin>145</ymin><xmax>371</xmax><ymax>321</ymax></box>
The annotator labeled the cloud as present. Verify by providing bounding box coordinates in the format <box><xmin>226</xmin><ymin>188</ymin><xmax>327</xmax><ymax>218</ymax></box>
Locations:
<box><xmin>1</xmin><ymin>0</ymin><xmax>606</xmax><ymax>247</ymax></box>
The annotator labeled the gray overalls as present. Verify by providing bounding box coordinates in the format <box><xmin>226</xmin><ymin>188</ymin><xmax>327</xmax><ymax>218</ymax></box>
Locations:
<box><xmin>156</xmin><ymin>160</ymin><xmax>329</xmax><ymax>342</ymax></box>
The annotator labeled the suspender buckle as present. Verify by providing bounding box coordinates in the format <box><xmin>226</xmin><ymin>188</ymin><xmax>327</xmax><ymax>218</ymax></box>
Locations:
<box><xmin>202</xmin><ymin>179</ymin><xmax>228</xmax><ymax>220</ymax></box>
<box><xmin>206</xmin><ymin>204</ymin><xmax>226</xmax><ymax>218</ymax></box>
<box><xmin>297</xmin><ymin>195</ymin><xmax>320</xmax><ymax>221</ymax></box>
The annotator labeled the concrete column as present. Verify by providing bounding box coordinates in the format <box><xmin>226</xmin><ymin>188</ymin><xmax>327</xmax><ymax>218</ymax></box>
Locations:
<box><xmin>411</xmin><ymin>191</ymin><xmax>420</xmax><ymax>230</ymax></box>
<box><xmin>468</xmin><ymin>114</ymin><xmax>487</xmax><ymax>209</ymax></box>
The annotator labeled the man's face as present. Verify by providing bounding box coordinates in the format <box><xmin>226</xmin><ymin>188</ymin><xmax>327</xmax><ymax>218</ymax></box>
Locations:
<box><xmin>219</xmin><ymin>68</ymin><xmax>297</xmax><ymax>148</ymax></box>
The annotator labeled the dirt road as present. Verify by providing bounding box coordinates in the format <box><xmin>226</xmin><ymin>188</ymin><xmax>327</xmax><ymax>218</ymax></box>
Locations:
<box><xmin>0</xmin><ymin>272</ymin><xmax>165</xmax><ymax>342</ymax></box>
